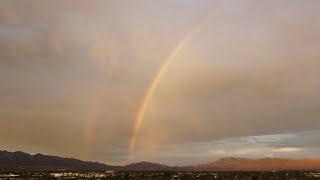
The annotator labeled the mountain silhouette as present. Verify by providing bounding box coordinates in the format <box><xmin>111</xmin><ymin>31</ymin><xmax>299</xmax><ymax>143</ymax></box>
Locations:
<box><xmin>0</xmin><ymin>150</ymin><xmax>114</xmax><ymax>171</ymax></box>
<box><xmin>1</xmin><ymin>150</ymin><xmax>320</xmax><ymax>171</ymax></box>
<box><xmin>194</xmin><ymin>157</ymin><xmax>320</xmax><ymax>171</ymax></box>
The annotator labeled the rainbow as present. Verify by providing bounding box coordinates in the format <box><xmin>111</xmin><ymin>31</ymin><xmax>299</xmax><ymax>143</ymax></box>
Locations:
<box><xmin>128</xmin><ymin>5</ymin><xmax>217</xmax><ymax>151</ymax></box>
<box><xmin>128</xmin><ymin>31</ymin><xmax>197</xmax><ymax>151</ymax></box>
<box><xmin>82</xmin><ymin>4</ymin><xmax>217</xmax><ymax>152</ymax></box>
<box><xmin>85</xmin><ymin>95</ymin><xmax>106</xmax><ymax>154</ymax></box>
<box><xmin>85</xmin><ymin>68</ymin><xmax>116</xmax><ymax>154</ymax></box>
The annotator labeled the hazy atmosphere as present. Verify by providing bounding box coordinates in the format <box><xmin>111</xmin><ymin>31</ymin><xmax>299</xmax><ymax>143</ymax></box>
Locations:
<box><xmin>1</xmin><ymin>0</ymin><xmax>320</xmax><ymax>166</ymax></box>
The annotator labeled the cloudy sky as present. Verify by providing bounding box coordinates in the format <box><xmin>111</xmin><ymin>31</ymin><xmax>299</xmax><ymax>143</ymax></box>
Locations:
<box><xmin>1</xmin><ymin>0</ymin><xmax>320</xmax><ymax>165</ymax></box>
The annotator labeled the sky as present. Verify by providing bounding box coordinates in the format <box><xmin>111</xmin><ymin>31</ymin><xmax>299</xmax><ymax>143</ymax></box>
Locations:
<box><xmin>0</xmin><ymin>0</ymin><xmax>320</xmax><ymax>166</ymax></box>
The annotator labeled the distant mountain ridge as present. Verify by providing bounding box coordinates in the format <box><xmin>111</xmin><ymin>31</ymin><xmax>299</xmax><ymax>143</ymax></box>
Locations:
<box><xmin>194</xmin><ymin>157</ymin><xmax>320</xmax><ymax>171</ymax></box>
<box><xmin>1</xmin><ymin>150</ymin><xmax>320</xmax><ymax>171</ymax></box>
<box><xmin>119</xmin><ymin>162</ymin><xmax>176</xmax><ymax>171</ymax></box>
<box><xmin>0</xmin><ymin>150</ymin><xmax>114</xmax><ymax>171</ymax></box>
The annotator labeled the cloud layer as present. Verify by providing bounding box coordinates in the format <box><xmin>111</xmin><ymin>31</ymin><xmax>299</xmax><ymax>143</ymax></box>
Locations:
<box><xmin>0</xmin><ymin>0</ymin><xmax>319</xmax><ymax>164</ymax></box>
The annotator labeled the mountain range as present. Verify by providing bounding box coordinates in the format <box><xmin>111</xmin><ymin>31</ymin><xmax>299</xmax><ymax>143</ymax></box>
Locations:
<box><xmin>0</xmin><ymin>150</ymin><xmax>319</xmax><ymax>171</ymax></box>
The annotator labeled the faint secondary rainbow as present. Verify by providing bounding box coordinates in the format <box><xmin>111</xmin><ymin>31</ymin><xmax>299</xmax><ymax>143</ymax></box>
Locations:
<box><xmin>85</xmin><ymin>63</ymin><xmax>118</xmax><ymax>154</ymax></box>
<box><xmin>128</xmin><ymin>31</ymin><xmax>197</xmax><ymax>151</ymax></box>
<box><xmin>85</xmin><ymin>99</ymin><xmax>104</xmax><ymax>153</ymax></box>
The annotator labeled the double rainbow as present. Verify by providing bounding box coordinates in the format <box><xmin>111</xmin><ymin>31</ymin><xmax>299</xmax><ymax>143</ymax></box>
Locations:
<box><xmin>84</xmin><ymin>4</ymin><xmax>216</xmax><ymax>153</ymax></box>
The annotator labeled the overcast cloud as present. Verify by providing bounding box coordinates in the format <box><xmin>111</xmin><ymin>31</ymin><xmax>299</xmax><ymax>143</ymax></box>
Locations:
<box><xmin>0</xmin><ymin>0</ymin><xmax>320</xmax><ymax>165</ymax></box>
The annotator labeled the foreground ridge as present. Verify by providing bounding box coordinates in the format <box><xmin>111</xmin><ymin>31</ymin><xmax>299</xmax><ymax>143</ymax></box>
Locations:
<box><xmin>1</xmin><ymin>150</ymin><xmax>320</xmax><ymax>171</ymax></box>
